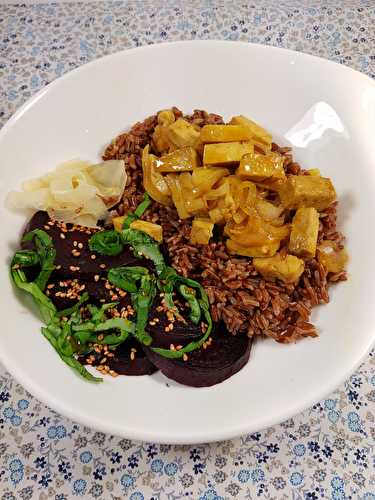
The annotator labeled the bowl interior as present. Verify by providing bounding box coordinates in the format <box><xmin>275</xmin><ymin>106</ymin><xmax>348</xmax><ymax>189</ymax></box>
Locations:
<box><xmin>1</xmin><ymin>41</ymin><xmax>375</xmax><ymax>443</ymax></box>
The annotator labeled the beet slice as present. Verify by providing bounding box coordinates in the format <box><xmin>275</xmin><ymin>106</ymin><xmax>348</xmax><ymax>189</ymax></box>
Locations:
<box><xmin>79</xmin><ymin>338</ymin><xmax>157</xmax><ymax>376</ymax></box>
<box><xmin>145</xmin><ymin>325</ymin><xmax>252</xmax><ymax>387</ymax></box>
<box><xmin>46</xmin><ymin>275</ymin><xmax>133</xmax><ymax>312</ymax></box>
<box><xmin>107</xmin><ymin>339</ymin><xmax>157</xmax><ymax>376</ymax></box>
<box><xmin>146</xmin><ymin>297</ymin><xmax>203</xmax><ymax>348</ymax></box>
<box><xmin>22</xmin><ymin>211</ymin><xmax>152</xmax><ymax>280</ymax></box>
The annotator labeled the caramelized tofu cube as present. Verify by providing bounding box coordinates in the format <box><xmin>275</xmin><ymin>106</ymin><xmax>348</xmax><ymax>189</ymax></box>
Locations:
<box><xmin>253</xmin><ymin>253</ymin><xmax>305</xmax><ymax>283</ymax></box>
<box><xmin>129</xmin><ymin>220</ymin><xmax>163</xmax><ymax>243</ymax></box>
<box><xmin>226</xmin><ymin>238</ymin><xmax>280</xmax><ymax>258</ymax></box>
<box><xmin>200</xmin><ymin>124</ymin><xmax>253</xmax><ymax>143</ymax></box>
<box><xmin>203</xmin><ymin>142</ymin><xmax>254</xmax><ymax>166</ymax></box>
<box><xmin>155</xmin><ymin>147</ymin><xmax>199</xmax><ymax>173</ymax></box>
<box><xmin>237</xmin><ymin>152</ymin><xmax>285</xmax><ymax>182</ymax></box>
<box><xmin>112</xmin><ymin>215</ymin><xmax>125</xmax><ymax>232</ymax></box>
<box><xmin>190</xmin><ymin>218</ymin><xmax>214</xmax><ymax>245</ymax></box>
<box><xmin>230</xmin><ymin>115</ymin><xmax>272</xmax><ymax>146</ymax></box>
<box><xmin>289</xmin><ymin>208</ymin><xmax>319</xmax><ymax>258</ymax></box>
<box><xmin>166</xmin><ymin>118</ymin><xmax>200</xmax><ymax>149</ymax></box>
<box><xmin>279</xmin><ymin>176</ymin><xmax>336</xmax><ymax>210</ymax></box>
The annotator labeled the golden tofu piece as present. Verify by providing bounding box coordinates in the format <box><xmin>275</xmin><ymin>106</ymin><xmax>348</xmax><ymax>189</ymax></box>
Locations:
<box><xmin>253</xmin><ymin>253</ymin><xmax>305</xmax><ymax>284</ymax></box>
<box><xmin>226</xmin><ymin>238</ymin><xmax>280</xmax><ymax>258</ymax></box>
<box><xmin>112</xmin><ymin>215</ymin><xmax>125</xmax><ymax>232</ymax></box>
<box><xmin>129</xmin><ymin>220</ymin><xmax>163</xmax><ymax>243</ymax></box>
<box><xmin>190</xmin><ymin>218</ymin><xmax>214</xmax><ymax>245</ymax></box>
<box><xmin>155</xmin><ymin>147</ymin><xmax>199</xmax><ymax>173</ymax></box>
<box><xmin>289</xmin><ymin>208</ymin><xmax>319</xmax><ymax>259</ymax></box>
<box><xmin>317</xmin><ymin>240</ymin><xmax>348</xmax><ymax>273</ymax></box>
<box><xmin>279</xmin><ymin>176</ymin><xmax>336</xmax><ymax>210</ymax></box>
<box><xmin>230</xmin><ymin>115</ymin><xmax>272</xmax><ymax>146</ymax></box>
<box><xmin>166</xmin><ymin>118</ymin><xmax>200</xmax><ymax>149</ymax></box>
<box><xmin>200</xmin><ymin>124</ymin><xmax>253</xmax><ymax>143</ymax></box>
<box><xmin>203</xmin><ymin>142</ymin><xmax>254</xmax><ymax>166</ymax></box>
<box><xmin>237</xmin><ymin>152</ymin><xmax>285</xmax><ymax>181</ymax></box>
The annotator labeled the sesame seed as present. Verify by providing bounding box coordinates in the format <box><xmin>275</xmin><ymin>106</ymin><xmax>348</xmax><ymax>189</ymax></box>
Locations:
<box><xmin>47</xmin><ymin>283</ymin><xmax>55</xmax><ymax>289</ymax></box>
<box><xmin>100</xmin><ymin>357</ymin><xmax>107</xmax><ymax>364</ymax></box>
<box><xmin>94</xmin><ymin>275</ymin><xmax>100</xmax><ymax>282</ymax></box>
<box><xmin>176</xmin><ymin>345</ymin><xmax>183</xmax><ymax>350</ymax></box>
<box><xmin>182</xmin><ymin>354</ymin><xmax>188</xmax><ymax>362</ymax></box>
<box><xmin>73</xmin><ymin>241</ymin><xmax>78</xmax><ymax>247</ymax></box>
<box><xmin>91</xmin><ymin>254</ymin><xmax>96</xmax><ymax>260</ymax></box>
<box><xmin>55</xmin><ymin>265</ymin><xmax>62</xmax><ymax>270</ymax></box>
<box><xmin>43</xmin><ymin>225</ymin><xmax>50</xmax><ymax>230</ymax></box>
<box><xmin>78</xmin><ymin>242</ymin><xmax>83</xmax><ymax>249</ymax></box>
<box><xmin>99</xmin><ymin>264</ymin><xmax>106</xmax><ymax>269</ymax></box>
<box><xmin>149</xmin><ymin>321</ymin><xmax>156</xmax><ymax>326</ymax></box>
<box><xmin>131</xmin><ymin>348</ymin><xmax>137</xmax><ymax>353</ymax></box>
<box><xmin>170</xmin><ymin>344</ymin><xmax>175</xmax><ymax>351</ymax></box>
<box><xmin>130</xmin><ymin>352</ymin><xmax>135</xmax><ymax>361</ymax></box>
<box><xmin>60</xmin><ymin>233</ymin><xmax>66</xmax><ymax>239</ymax></box>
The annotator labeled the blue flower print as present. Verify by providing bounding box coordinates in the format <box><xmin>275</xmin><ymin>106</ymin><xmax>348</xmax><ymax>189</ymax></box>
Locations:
<box><xmin>121</xmin><ymin>474</ymin><xmax>134</xmax><ymax>488</ymax></box>
<box><xmin>328</xmin><ymin>410</ymin><xmax>340</xmax><ymax>423</ymax></box>
<box><xmin>10</xmin><ymin>415</ymin><xmax>22</xmax><ymax>426</ymax></box>
<box><xmin>331</xmin><ymin>476</ymin><xmax>344</xmax><ymax>490</ymax></box>
<box><xmin>9</xmin><ymin>459</ymin><xmax>23</xmax><ymax>472</ymax></box>
<box><xmin>348</xmin><ymin>419</ymin><xmax>361</xmax><ymax>432</ymax></box>
<box><xmin>73</xmin><ymin>479</ymin><xmax>86</xmax><ymax>495</ymax></box>
<box><xmin>294</xmin><ymin>444</ymin><xmax>306</xmax><ymax>456</ymax></box>
<box><xmin>290</xmin><ymin>472</ymin><xmax>303</xmax><ymax>486</ymax></box>
<box><xmin>10</xmin><ymin>470</ymin><xmax>23</xmax><ymax>485</ymax></box>
<box><xmin>324</xmin><ymin>399</ymin><xmax>337</xmax><ymax>410</ymax></box>
<box><xmin>331</xmin><ymin>490</ymin><xmax>345</xmax><ymax>500</ymax></box>
<box><xmin>56</xmin><ymin>425</ymin><xmax>67</xmax><ymax>439</ymax></box>
<box><xmin>164</xmin><ymin>462</ymin><xmax>178</xmax><ymax>476</ymax></box>
<box><xmin>47</xmin><ymin>426</ymin><xmax>58</xmax><ymax>439</ymax></box>
<box><xmin>348</xmin><ymin>411</ymin><xmax>360</xmax><ymax>423</ymax></box>
<box><xmin>17</xmin><ymin>399</ymin><xmax>29</xmax><ymax>410</ymax></box>
<box><xmin>3</xmin><ymin>407</ymin><xmax>15</xmax><ymax>419</ymax></box>
<box><xmin>79</xmin><ymin>451</ymin><xmax>92</xmax><ymax>464</ymax></box>
<box><xmin>200</xmin><ymin>489</ymin><xmax>223</xmax><ymax>500</ymax></box>
<box><xmin>34</xmin><ymin>456</ymin><xmax>46</xmax><ymax>469</ymax></box>
<box><xmin>238</xmin><ymin>469</ymin><xmax>250</xmax><ymax>483</ymax></box>
<box><xmin>130</xmin><ymin>493</ymin><xmax>144</xmax><ymax>500</ymax></box>
<box><xmin>151</xmin><ymin>458</ymin><xmax>164</xmax><ymax>473</ymax></box>
<box><xmin>251</xmin><ymin>468</ymin><xmax>265</xmax><ymax>483</ymax></box>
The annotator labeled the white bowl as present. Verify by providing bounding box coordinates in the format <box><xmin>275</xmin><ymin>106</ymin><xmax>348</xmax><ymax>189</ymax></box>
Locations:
<box><xmin>1</xmin><ymin>41</ymin><xmax>375</xmax><ymax>444</ymax></box>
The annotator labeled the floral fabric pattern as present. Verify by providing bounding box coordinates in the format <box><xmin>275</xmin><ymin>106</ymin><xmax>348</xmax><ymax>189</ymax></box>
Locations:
<box><xmin>1</xmin><ymin>1</ymin><xmax>375</xmax><ymax>499</ymax></box>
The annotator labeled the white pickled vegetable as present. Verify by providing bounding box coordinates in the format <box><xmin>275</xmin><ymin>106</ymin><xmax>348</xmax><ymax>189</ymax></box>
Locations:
<box><xmin>6</xmin><ymin>159</ymin><xmax>126</xmax><ymax>228</ymax></box>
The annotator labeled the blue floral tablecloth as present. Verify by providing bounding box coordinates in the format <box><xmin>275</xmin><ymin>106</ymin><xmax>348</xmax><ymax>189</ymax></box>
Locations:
<box><xmin>1</xmin><ymin>1</ymin><xmax>375</xmax><ymax>499</ymax></box>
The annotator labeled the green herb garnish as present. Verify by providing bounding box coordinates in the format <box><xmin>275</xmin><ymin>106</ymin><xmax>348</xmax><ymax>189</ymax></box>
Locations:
<box><xmin>88</xmin><ymin>230</ymin><xmax>123</xmax><ymax>256</ymax></box>
<box><xmin>22</xmin><ymin>229</ymin><xmax>56</xmax><ymax>290</ymax></box>
<box><xmin>123</xmin><ymin>193</ymin><xmax>152</xmax><ymax>229</ymax></box>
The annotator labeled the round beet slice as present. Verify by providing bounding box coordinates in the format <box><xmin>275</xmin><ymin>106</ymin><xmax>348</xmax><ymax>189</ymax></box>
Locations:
<box><xmin>79</xmin><ymin>339</ymin><xmax>157</xmax><ymax>376</ymax></box>
<box><xmin>109</xmin><ymin>339</ymin><xmax>157</xmax><ymax>376</ymax></box>
<box><xmin>145</xmin><ymin>325</ymin><xmax>252</xmax><ymax>387</ymax></box>
<box><xmin>146</xmin><ymin>298</ymin><xmax>203</xmax><ymax>348</ymax></box>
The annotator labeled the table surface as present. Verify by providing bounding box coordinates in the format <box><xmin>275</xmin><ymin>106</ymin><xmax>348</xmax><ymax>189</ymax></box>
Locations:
<box><xmin>1</xmin><ymin>1</ymin><xmax>375</xmax><ymax>499</ymax></box>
